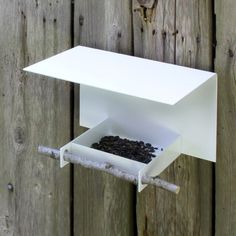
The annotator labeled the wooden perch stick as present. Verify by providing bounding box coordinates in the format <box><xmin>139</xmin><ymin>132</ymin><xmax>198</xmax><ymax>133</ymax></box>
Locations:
<box><xmin>38</xmin><ymin>145</ymin><xmax>180</xmax><ymax>194</ymax></box>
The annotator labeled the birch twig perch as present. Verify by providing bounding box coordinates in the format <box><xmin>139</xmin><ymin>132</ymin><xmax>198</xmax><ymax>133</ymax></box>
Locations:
<box><xmin>38</xmin><ymin>145</ymin><xmax>180</xmax><ymax>194</ymax></box>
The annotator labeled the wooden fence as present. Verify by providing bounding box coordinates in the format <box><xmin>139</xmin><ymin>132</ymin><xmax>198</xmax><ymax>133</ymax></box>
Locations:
<box><xmin>0</xmin><ymin>0</ymin><xmax>235</xmax><ymax>235</ymax></box>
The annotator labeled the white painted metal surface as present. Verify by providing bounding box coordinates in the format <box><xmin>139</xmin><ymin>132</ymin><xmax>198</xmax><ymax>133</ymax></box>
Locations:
<box><xmin>24</xmin><ymin>46</ymin><xmax>217</xmax><ymax>191</ymax></box>
<box><xmin>80</xmin><ymin>75</ymin><xmax>217</xmax><ymax>162</ymax></box>
<box><xmin>60</xmin><ymin>118</ymin><xmax>181</xmax><ymax>191</ymax></box>
<box><xmin>24</xmin><ymin>46</ymin><xmax>216</xmax><ymax>105</ymax></box>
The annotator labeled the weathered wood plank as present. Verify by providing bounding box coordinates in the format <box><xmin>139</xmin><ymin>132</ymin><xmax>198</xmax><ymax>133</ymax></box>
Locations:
<box><xmin>73</xmin><ymin>1</ymin><xmax>135</xmax><ymax>235</ymax></box>
<box><xmin>0</xmin><ymin>1</ymin><xmax>71</xmax><ymax>235</ymax></box>
<box><xmin>133</xmin><ymin>1</ymin><xmax>177</xmax><ymax>235</ymax></box>
<box><xmin>175</xmin><ymin>1</ymin><xmax>213</xmax><ymax>235</ymax></box>
<box><xmin>133</xmin><ymin>0</ymin><xmax>175</xmax><ymax>62</ymax></box>
<box><xmin>133</xmin><ymin>0</ymin><xmax>213</xmax><ymax>235</ymax></box>
<box><xmin>215</xmin><ymin>0</ymin><xmax>236</xmax><ymax>235</ymax></box>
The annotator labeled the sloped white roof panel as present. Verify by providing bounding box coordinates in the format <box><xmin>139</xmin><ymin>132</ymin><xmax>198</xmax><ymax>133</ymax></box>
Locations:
<box><xmin>24</xmin><ymin>46</ymin><xmax>215</xmax><ymax>105</ymax></box>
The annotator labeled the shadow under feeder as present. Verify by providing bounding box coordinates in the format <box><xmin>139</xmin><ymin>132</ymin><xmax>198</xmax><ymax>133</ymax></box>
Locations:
<box><xmin>24</xmin><ymin>46</ymin><xmax>217</xmax><ymax>193</ymax></box>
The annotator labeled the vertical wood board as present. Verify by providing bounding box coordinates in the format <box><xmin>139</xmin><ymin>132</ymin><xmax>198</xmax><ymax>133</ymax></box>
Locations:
<box><xmin>132</xmin><ymin>1</ymin><xmax>177</xmax><ymax>234</ymax></box>
<box><xmin>73</xmin><ymin>1</ymin><xmax>135</xmax><ymax>235</ymax></box>
<box><xmin>215</xmin><ymin>0</ymin><xmax>236</xmax><ymax>235</ymax></box>
<box><xmin>0</xmin><ymin>1</ymin><xmax>71</xmax><ymax>235</ymax></box>
<box><xmin>175</xmin><ymin>1</ymin><xmax>213</xmax><ymax>235</ymax></box>
<box><xmin>133</xmin><ymin>0</ymin><xmax>213</xmax><ymax>235</ymax></box>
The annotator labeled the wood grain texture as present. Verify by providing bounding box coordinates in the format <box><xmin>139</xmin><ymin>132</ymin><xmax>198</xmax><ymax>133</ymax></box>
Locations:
<box><xmin>133</xmin><ymin>0</ymin><xmax>175</xmax><ymax>62</ymax></box>
<box><xmin>215</xmin><ymin>0</ymin><xmax>236</xmax><ymax>235</ymax></box>
<box><xmin>133</xmin><ymin>1</ymin><xmax>177</xmax><ymax>235</ymax></box>
<box><xmin>175</xmin><ymin>1</ymin><xmax>213</xmax><ymax>235</ymax></box>
<box><xmin>0</xmin><ymin>1</ymin><xmax>71</xmax><ymax>235</ymax></box>
<box><xmin>73</xmin><ymin>1</ymin><xmax>135</xmax><ymax>235</ymax></box>
<box><xmin>133</xmin><ymin>0</ymin><xmax>213</xmax><ymax>235</ymax></box>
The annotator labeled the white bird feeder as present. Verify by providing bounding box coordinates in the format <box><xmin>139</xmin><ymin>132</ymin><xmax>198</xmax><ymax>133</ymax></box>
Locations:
<box><xmin>24</xmin><ymin>46</ymin><xmax>217</xmax><ymax>192</ymax></box>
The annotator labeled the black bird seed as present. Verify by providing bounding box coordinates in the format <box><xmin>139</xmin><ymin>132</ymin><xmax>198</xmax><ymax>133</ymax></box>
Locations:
<box><xmin>91</xmin><ymin>136</ymin><xmax>157</xmax><ymax>164</ymax></box>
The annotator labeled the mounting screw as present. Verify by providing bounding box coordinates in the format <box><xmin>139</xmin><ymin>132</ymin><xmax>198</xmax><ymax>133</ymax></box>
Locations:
<box><xmin>7</xmin><ymin>183</ymin><xmax>14</xmax><ymax>192</ymax></box>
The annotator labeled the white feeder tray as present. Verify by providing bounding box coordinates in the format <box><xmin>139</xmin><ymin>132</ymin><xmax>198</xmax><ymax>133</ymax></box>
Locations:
<box><xmin>24</xmin><ymin>46</ymin><xmax>217</xmax><ymax>192</ymax></box>
<box><xmin>60</xmin><ymin>118</ymin><xmax>181</xmax><ymax>191</ymax></box>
